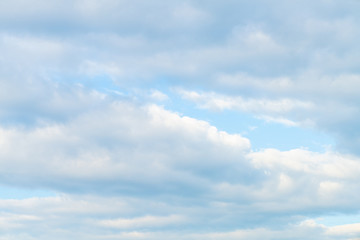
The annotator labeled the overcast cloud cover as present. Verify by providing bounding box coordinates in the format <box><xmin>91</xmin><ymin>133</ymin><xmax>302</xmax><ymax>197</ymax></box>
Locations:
<box><xmin>1</xmin><ymin>0</ymin><xmax>360</xmax><ymax>239</ymax></box>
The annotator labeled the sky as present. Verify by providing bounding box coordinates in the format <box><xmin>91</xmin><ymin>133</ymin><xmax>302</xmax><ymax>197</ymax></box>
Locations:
<box><xmin>1</xmin><ymin>0</ymin><xmax>360</xmax><ymax>239</ymax></box>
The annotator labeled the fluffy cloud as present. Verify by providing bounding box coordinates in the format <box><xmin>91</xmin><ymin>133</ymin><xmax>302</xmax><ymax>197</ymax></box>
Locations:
<box><xmin>0</xmin><ymin>96</ymin><xmax>251</xmax><ymax>194</ymax></box>
<box><xmin>1</xmin><ymin>0</ymin><xmax>360</xmax><ymax>239</ymax></box>
<box><xmin>177</xmin><ymin>84</ymin><xmax>360</xmax><ymax>154</ymax></box>
<box><xmin>0</xmin><ymin>82</ymin><xmax>360</xmax><ymax>238</ymax></box>
<box><xmin>1</xmin><ymin>0</ymin><xmax>358</xmax><ymax>154</ymax></box>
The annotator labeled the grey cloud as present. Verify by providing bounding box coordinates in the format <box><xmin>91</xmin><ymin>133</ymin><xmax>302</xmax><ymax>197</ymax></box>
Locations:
<box><xmin>2</xmin><ymin>0</ymin><xmax>358</xmax><ymax>80</ymax></box>
<box><xmin>0</xmin><ymin>194</ymin><xmax>358</xmax><ymax>240</ymax></box>
<box><xmin>2</xmin><ymin>0</ymin><xmax>359</xmax><ymax>87</ymax></box>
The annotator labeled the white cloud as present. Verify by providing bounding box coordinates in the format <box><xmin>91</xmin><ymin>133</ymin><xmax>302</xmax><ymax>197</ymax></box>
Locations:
<box><xmin>327</xmin><ymin>223</ymin><xmax>360</xmax><ymax>237</ymax></box>
<box><xmin>0</xmin><ymin>98</ymin><xmax>251</xmax><ymax>192</ymax></box>
<box><xmin>98</xmin><ymin>215</ymin><xmax>186</xmax><ymax>229</ymax></box>
<box><xmin>176</xmin><ymin>82</ymin><xmax>360</xmax><ymax>154</ymax></box>
<box><xmin>0</xmin><ymin>89</ymin><xmax>359</xmax><ymax>238</ymax></box>
<box><xmin>0</xmin><ymin>74</ymin><xmax>359</xmax><ymax>238</ymax></box>
<box><xmin>177</xmin><ymin>89</ymin><xmax>313</xmax><ymax>113</ymax></box>
<box><xmin>177</xmin><ymin>89</ymin><xmax>314</xmax><ymax>126</ymax></box>
<box><xmin>1</xmin><ymin>0</ymin><xmax>360</xmax><ymax>238</ymax></box>
<box><xmin>149</xmin><ymin>89</ymin><xmax>169</xmax><ymax>101</ymax></box>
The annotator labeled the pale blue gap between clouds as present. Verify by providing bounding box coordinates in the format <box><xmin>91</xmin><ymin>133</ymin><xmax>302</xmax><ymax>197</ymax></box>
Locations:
<box><xmin>61</xmin><ymin>72</ymin><xmax>337</xmax><ymax>152</ymax></box>
<box><xmin>66</xmin><ymin>73</ymin><xmax>336</xmax><ymax>153</ymax></box>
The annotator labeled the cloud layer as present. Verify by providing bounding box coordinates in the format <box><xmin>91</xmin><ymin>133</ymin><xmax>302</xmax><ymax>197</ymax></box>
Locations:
<box><xmin>1</xmin><ymin>0</ymin><xmax>360</xmax><ymax>239</ymax></box>
<box><xmin>1</xmin><ymin>81</ymin><xmax>360</xmax><ymax>239</ymax></box>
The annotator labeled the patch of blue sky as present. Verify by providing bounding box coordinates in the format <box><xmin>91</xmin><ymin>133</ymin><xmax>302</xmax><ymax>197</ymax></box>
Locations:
<box><xmin>81</xmin><ymin>74</ymin><xmax>117</xmax><ymax>90</ymax></box>
<box><xmin>316</xmin><ymin>212</ymin><xmax>360</xmax><ymax>227</ymax></box>
<box><xmin>0</xmin><ymin>185</ymin><xmax>56</xmax><ymax>199</ymax></box>
<box><xmin>164</xmin><ymin>89</ymin><xmax>335</xmax><ymax>153</ymax></box>
<box><xmin>61</xmin><ymin>73</ymin><xmax>336</xmax><ymax>153</ymax></box>
<box><xmin>246</xmin><ymin>120</ymin><xmax>335</xmax><ymax>152</ymax></box>
<box><xmin>71</xmin><ymin>74</ymin><xmax>120</xmax><ymax>93</ymax></box>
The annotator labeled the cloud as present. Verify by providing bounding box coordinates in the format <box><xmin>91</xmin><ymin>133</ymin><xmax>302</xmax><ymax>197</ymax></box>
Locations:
<box><xmin>98</xmin><ymin>215</ymin><xmax>186</xmax><ymax>229</ymax></box>
<box><xmin>0</xmin><ymin>95</ymin><xmax>252</xmax><ymax>195</ymax></box>
<box><xmin>177</xmin><ymin>88</ymin><xmax>313</xmax><ymax>113</ymax></box>
<box><xmin>327</xmin><ymin>223</ymin><xmax>360</xmax><ymax>238</ymax></box>
<box><xmin>0</xmin><ymin>81</ymin><xmax>360</xmax><ymax>238</ymax></box>
<box><xmin>0</xmin><ymin>194</ymin><xmax>358</xmax><ymax>240</ymax></box>
<box><xmin>177</xmin><ymin>88</ymin><xmax>314</xmax><ymax>126</ymax></box>
<box><xmin>176</xmin><ymin>83</ymin><xmax>360</xmax><ymax>154</ymax></box>
<box><xmin>1</xmin><ymin>0</ymin><xmax>360</xmax><ymax>239</ymax></box>
<box><xmin>0</xmin><ymin>68</ymin><xmax>359</xmax><ymax>236</ymax></box>
<box><xmin>1</xmin><ymin>0</ymin><xmax>357</xmax><ymax>154</ymax></box>
<box><xmin>0</xmin><ymin>47</ymin><xmax>359</xmax><ymax>240</ymax></box>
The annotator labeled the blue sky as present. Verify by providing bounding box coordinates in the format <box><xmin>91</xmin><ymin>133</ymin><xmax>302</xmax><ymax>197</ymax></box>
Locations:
<box><xmin>1</xmin><ymin>0</ymin><xmax>360</xmax><ymax>239</ymax></box>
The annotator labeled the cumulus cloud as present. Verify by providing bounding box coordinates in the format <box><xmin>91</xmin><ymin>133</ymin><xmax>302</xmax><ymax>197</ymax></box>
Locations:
<box><xmin>0</xmin><ymin>81</ymin><xmax>360</xmax><ymax>238</ymax></box>
<box><xmin>1</xmin><ymin>0</ymin><xmax>357</xmax><ymax>154</ymax></box>
<box><xmin>1</xmin><ymin>0</ymin><xmax>360</xmax><ymax>239</ymax></box>
<box><xmin>177</xmin><ymin>83</ymin><xmax>360</xmax><ymax>153</ymax></box>
<box><xmin>0</xmin><ymin>97</ymin><xmax>252</xmax><ymax>194</ymax></box>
